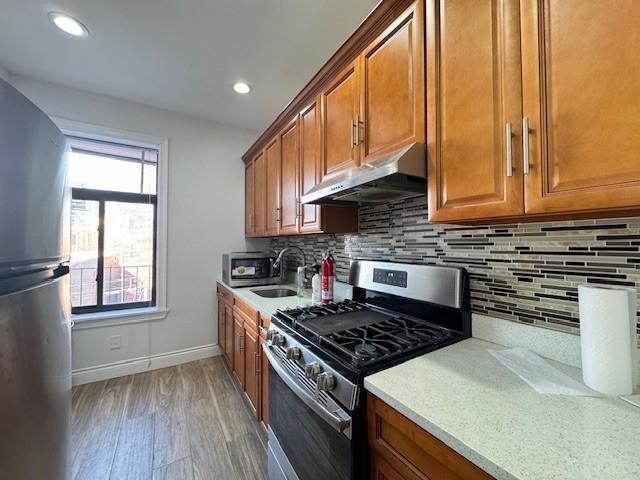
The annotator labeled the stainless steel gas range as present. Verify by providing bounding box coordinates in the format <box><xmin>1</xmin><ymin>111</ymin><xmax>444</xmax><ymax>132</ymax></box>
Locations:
<box><xmin>264</xmin><ymin>260</ymin><xmax>471</xmax><ymax>480</ymax></box>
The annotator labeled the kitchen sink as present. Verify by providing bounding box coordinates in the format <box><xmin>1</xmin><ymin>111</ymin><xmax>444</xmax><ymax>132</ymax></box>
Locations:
<box><xmin>251</xmin><ymin>287</ymin><xmax>297</xmax><ymax>298</ymax></box>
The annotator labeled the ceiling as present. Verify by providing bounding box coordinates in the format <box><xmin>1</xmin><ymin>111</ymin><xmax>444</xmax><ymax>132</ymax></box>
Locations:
<box><xmin>0</xmin><ymin>0</ymin><xmax>379</xmax><ymax>131</ymax></box>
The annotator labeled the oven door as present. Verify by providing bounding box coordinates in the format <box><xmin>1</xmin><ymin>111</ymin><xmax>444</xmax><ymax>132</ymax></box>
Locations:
<box><xmin>265</xmin><ymin>346</ymin><xmax>353</xmax><ymax>480</ymax></box>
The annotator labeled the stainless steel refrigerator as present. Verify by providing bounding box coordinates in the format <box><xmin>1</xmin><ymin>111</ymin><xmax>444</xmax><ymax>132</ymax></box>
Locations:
<box><xmin>0</xmin><ymin>78</ymin><xmax>72</xmax><ymax>479</ymax></box>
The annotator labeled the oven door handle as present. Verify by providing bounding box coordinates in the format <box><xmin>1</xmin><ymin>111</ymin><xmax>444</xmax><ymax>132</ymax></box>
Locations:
<box><xmin>264</xmin><ymin>345</ymin><xmax>352</xmax><ymax>436</ymax></box>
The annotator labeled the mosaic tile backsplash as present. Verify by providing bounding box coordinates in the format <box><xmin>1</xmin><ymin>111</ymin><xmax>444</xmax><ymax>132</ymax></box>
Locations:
<box><xmin>271</xmin><ymin>196</ymin><xmax>640</xmax><ymax>336</ymax></box>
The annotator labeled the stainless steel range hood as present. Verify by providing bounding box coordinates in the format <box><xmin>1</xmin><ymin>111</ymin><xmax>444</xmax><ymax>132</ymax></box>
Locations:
<box><xmin>301</xmin><ymin>143</ymin><xmax>426</xmax><ymax>206</ymax></box>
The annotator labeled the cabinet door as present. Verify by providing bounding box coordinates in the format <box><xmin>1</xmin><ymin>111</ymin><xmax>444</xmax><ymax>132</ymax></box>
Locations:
<box><xmin>265</xmin><ymin>137</ymin><xmax>281</xmax><ymax>235</ymax></box>
<box><xmin>224</xmin><ymin>304</ymin><xmax>234</xmax><ymax>367</ymax></box>
<box><xmin>253</xmin><ymin>151</ymin><xmax>267</xmax><ymax>236</ymax></box>
<box><xmin>361</xmin><ymin>0</ymin><xmax>425</xmax><ymax>163</ymax></box>
<box><xmin>521</xmin><ymin>0</ymin><xmax>640</xmax><ymax>214</ymax></box>
<box><xmin>370</xmin><ymin>453</ymin><xmax>407</xmax><ymax>480</ymax></box>
<box><xmin>243</xmin><ymin>325</ymin><xmax>259</xmax><ymax>418</ymax></box>
<box><xmin>217</xmin><ymin>297</ymin><xmax>225</xmax><ymax>356</ymax></box>
<box><xmin>299</xmin><ymin>99</ymin><xmax>322</xmax><ymax>232</ymax></box>
<box><xmin>279</xmin><ymin>118</ymin><xmax>300</xmax><ymax>235</ymax></box>
<box><xmin>426</xmin><ymin>0</ymin><xmax>524</xmax><ymax>222</ymax></box>
<box><xmin>259</xmin><ymin>333</ymin><xmax>269</xmax><ymax>429</ymax></box>
<box><xmin>321</xmin><ymin>60</ymin><xmax>361</xmax><ymax>178</ymax></box>
<box><xmin>245</xmin><ymin>160</ymin><xmax>255</xmax><ymax>236</ymax></box>
<box><xmin>233</xmin><ymin>314</ymin><xmax>245</xmax><ymax>388</ymax></box>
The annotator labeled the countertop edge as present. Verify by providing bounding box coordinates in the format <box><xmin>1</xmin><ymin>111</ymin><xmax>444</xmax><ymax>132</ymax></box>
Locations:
<box><xmin>364</xmin><ymin>350</ymin><xmax>519</xmax><ymax>480</ymax></box>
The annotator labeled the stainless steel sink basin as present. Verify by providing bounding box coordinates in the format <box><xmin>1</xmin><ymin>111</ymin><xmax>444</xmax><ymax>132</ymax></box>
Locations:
<box><xmin>251</xmin><ymin>287</ymin><xmax>297</xmax><ymax>298</ymax></box>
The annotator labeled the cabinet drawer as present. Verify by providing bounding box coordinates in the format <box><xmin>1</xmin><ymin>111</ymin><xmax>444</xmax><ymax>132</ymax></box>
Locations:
<box><xmin>233</xmin><ymin>297</ymin><xmax>259</xmax><ymax>327</ymax></box>
<box><xmin>368</xmin><ymin>394</ymin><xmax>493</xmax><ymax>480</ymax></box>
<box><xmin>217</xmin><ymin>282</ymin><xmax>234</xmax><ymax>305</ymax></box>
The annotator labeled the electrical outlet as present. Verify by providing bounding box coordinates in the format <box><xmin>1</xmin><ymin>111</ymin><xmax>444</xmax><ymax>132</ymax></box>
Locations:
<box><xmin>110</xmin><ymin>335</ymin><xmax>121</xmax><ymax>350</ymax></box>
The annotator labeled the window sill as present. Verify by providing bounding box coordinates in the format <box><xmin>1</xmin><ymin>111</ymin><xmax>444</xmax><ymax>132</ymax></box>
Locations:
<box><xmin>72</xmin><ymin>307</ymin><xmax>170</xmax><ymax>330</ymax></box>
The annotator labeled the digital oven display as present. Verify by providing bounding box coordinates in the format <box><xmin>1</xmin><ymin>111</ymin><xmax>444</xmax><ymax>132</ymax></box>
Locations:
<box><xmin>372</xmin><ymin>268</ymin><xmax>408</xmax><ymax>288</ymax></box>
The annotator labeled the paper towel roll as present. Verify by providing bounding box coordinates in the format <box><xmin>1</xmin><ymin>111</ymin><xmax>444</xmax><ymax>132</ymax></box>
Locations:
<box><xmin>578</xmin><ymin>285</ymin><xmax>637</xmax><ymax>396</ymax></box>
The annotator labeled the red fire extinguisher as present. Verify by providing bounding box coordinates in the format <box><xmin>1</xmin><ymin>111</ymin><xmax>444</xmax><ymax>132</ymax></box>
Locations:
<box><xmin>321</xmin><ymin>252</ymin><xmax>335</xmax><ymax>304</ymax></box>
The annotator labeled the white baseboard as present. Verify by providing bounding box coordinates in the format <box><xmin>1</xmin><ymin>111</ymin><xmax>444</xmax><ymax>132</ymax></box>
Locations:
<box><xmin>72</xmin><ymin>343</ymin><xmax>222</xmax><ymax>386</ymax></box>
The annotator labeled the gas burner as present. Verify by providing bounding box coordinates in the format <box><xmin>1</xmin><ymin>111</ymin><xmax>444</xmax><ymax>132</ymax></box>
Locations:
<box><xmin>354</xmin><ymin>343</ymin><xmax>378</xmax><ymax>357</ymax></box>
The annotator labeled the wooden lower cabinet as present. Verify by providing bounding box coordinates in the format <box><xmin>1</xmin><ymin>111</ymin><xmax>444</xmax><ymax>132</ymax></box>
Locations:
<box><xmin>232</xmin><ymin>313</ymin><xmax>245</xmax><ymax>389</ymax></box>
<box><xmin>223</xmin><ymin>304</ymin><xmax>233</xmax><ymax>366</ymax></box>
<box><xmin>371</xmin><ymin>453</ymin><xmax>405</xmax><ymax>480</ymax></box>
<box><xmin>216</xmin><ymin>283</ymin><xmax>234</xmax><ymax>368</ymax></box>
<box><xmin>368</xmin><ymin>393</ymin><xmax>493</xmax><ymax>480</ymax></box>
<box><xmin>217</xmin><ymin>297</ymin><xmax>226</xmax><ymax>359</ymax></box>
<box><xmin>259</xmin><ymin>327</ymin><xmax>269</xmax><ymax>431</ymax></box>
<box><xmin>214</xmin><ymin>285</ymin><xmax>270</xmax><ymax>430</ymax></box>
<box><xmin>243</xmin><ymin>323</ymin><xmax>260</xmax><ymax>417</ymax></box>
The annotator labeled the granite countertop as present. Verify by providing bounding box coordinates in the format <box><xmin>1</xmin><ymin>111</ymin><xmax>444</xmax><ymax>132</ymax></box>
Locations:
<box><xmin>364</xmin><ymin>338</ymin><xmax>640</xmax><ymax>480</ymax></box>
<box><xmin>219</xmin><ymin>282</ymin><xmax>314</xmax><ymax>317</ymax></box>
<box><xmin>218</xmin><ymin>279</ymin><xmax>351</xmax><ymax>317</ymax></box>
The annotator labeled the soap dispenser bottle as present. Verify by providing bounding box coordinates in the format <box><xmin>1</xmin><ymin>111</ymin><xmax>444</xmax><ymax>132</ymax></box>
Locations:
<box><xmin>311</xmin><ymin>265</ymin><xmax>321</xmax><ymax>303</ymax></box>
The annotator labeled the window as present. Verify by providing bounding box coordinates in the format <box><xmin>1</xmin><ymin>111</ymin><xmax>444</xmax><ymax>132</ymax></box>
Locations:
<box><xmin>69</xmin><ymin>135</ymin><xmax>159</xmax><ymax>314</ymax></box>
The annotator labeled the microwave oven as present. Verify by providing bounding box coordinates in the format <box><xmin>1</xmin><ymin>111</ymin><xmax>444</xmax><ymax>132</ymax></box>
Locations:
<box><xmin>222</xmin><ymin>252</ymin><xmax>284</xmax><ymax>288</ymax></box>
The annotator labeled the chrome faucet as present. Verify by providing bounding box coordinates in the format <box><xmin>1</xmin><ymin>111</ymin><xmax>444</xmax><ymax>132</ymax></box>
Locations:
<box><xmin>272</xmin><ymin>246</ymin><xmax>308</xmax><ymax>272</ymax></box>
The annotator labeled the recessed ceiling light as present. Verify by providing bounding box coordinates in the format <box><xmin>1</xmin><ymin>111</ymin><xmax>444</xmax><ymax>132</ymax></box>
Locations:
<box><xmin>233</xmin><ymin>82</ymin><xmax>252</xmax><ymax>95</ymax></box>
<box><xmin>49</xmin><ymin>12</ymin><xmax>89</xmax><ymax>37</ymax></box>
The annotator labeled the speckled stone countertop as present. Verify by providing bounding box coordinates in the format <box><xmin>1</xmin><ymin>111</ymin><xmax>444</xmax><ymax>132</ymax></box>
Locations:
<box><xmin>218</xmin><ymin>280</ymin><xmax>351</xmax><ymax>317</ymax></box>
<box><xmin>364</xmin><ymin>338</ymin><xmax>640</xmax><ymax>480</ymax></box>
<box><xmin>219</xmin><ymin>282</ymin><xmax>313</xmax><ymax>317</ymax></box>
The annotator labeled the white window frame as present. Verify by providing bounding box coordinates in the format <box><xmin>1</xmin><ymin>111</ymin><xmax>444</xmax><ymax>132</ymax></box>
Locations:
<box><xmin>53</xmin><ymin>117</ymin><xmax>169</xmax><ymax>328</ymax></box>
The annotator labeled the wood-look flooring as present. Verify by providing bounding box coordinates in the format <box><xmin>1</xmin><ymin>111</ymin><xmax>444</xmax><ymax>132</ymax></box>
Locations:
<box><xmin>71</xmin><ymin>357</ymin><xmax>267</xmax><ymax>480</ymax></box>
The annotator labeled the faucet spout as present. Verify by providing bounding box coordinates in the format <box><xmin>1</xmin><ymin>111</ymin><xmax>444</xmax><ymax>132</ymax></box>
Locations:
<box><xmin>273</xmin><ymin>246</ymin><xmax>307</xmax><ymax>271</ymax></box>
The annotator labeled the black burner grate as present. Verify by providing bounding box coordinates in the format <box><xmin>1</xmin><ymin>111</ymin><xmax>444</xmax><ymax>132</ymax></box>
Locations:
<box><xmin>275</xmin><ymin>301</ymin><xmax>455</xmax><ymax>368</ymax></box>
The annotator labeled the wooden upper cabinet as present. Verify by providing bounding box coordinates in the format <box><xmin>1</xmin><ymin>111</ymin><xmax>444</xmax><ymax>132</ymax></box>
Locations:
<box><xmin>278</xmin><ymin>119</ymin><xmax>300</xmax><ymax>235</ymax></box>
<box><xmin>299</xmin><ymin>99</ymin><xmax>322</xmax><ymax>232</ymax></box>
<box><xmin>265</xmin><ymin>137</ymin><xmax>281</xmax><ymax>235</ymax></box>
<box><xmin>321</xmin><ymin>60</ymin><xmax>361</xmax><ymax>178</ymax></box>
<box><xmin>361</xmin><ymin>0</ymin><xmax>425</xmax><ymax>163</ymax></box>
<box><xmin>245</xmin><ymin>160</ymin><xmax>255</xmax><ymax>236</ymax></box>
<box><xmin>521</xmin><ymin>0</ymin><xmax>640</xmax><ymax>215</ymax></box>
<box><xmin>253</xmin><ymin>151</ymin><xmax>267</xmax><ymax>236</ymax></box>
<box><xmin>427</xmin><ymin>0</ymin><xmax>525</xmax><ymax>223</ymax></box>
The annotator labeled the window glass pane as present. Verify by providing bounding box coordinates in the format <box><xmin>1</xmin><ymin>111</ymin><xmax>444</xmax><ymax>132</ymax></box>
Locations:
<box><xmin>103</xmin><ymin>202</ymin><xmax>155</xmax><ymax>305</ymax></box>
<box><xmin>70</xmin><ymin>200</ymin><xmax>99</xmax><ymax>307</ymax></box>
<box><xmin>142</xmin><ymin>163</ymin><xmax>157</xmax><ymax>195</ymax></box>
<box><xmin>69</xmin><ymin>152</ymin><xmax>142</xmax><ymax>193</ymax></box>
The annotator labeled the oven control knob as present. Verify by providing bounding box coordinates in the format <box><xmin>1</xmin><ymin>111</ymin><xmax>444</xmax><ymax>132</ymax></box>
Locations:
<box><xmin>316</xmin><ymin>372</ymin><xmax>335</xmax><ymax>391</ymax></box>
<box><xmin>266</xmin><ymin>330</ymin><xmax>275</xmax><ymax>341</ymax></box>
<box><xmin>304</xmin><ymin>362</ymin><xmax>322</xmax><ymax>380</ymax></box>
<box><xmin>271</xmin><ymin>334</ymin><xmax>286</xmax><ymax>347</ymax></box>
<box><xmin>285</xmin><ymin>346</ymin><xmax>301</xmax><ymax>361</ymax></box>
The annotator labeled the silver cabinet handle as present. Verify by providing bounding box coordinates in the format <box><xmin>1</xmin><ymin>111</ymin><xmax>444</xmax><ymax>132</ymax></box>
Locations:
<box><xmin>254</xmin><ymin>351</ymin><xmax>260</xmax><ymax>375</ymax></box>
<box><xmin>505</xmin><ymin>122</ymin><xmax>513</xmax><ymax>177</ymax></box>
<box><xmin>351</xmin><ymin>118</ymin><xmax>356</xmax><ymax>147</ymax></box>
<box><xmin>275</xmin><ymin>207</ymin><xmax>280</xmax><ymax>223</ymax></box>
<box><xmin>356</xmin><ymin>113</ymin><xmax>364</xmax><ymax>144</ymax></box>
<box><xmin>296</xmin><ymin>199</ymin><xmax>302</xmax><ymax>218</ymax></box>
<box><xmin>522</xmin><ymin>117</ymin><xmax>530</xmax><ymax>175</ymax></box>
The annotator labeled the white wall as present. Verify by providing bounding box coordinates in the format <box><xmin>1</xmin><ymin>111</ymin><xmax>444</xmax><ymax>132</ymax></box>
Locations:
<box><xmin>0</xmin><ymin>65</ymin><xmax>9</xmax><ymax>82</ymax></box>
<box><xmin>10</xmin><ymin>75</ymin><xmax>267</xmax><ymax>375</ymax></box>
